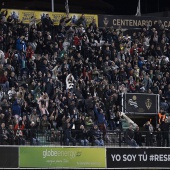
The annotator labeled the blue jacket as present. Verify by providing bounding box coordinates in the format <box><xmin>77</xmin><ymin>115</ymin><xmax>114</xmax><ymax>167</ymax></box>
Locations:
<box><xmin>94</xmin><ymin>106</ymin><xmax>107</xmax><ymax>125</ymax></box>
<box><xmin>16</xmin><ymin>38</ymin><xmax>26</xmax><ymax>52</ymax></box>
<box><xmin>12</xmin><ymin>100</ymin><xmax>21</xmax><ymax>117</ymax></box>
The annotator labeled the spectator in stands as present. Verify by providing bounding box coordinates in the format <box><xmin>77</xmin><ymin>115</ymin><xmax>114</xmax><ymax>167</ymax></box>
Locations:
<box><xmin>142</xmin><ymin>75</ymin><xmax>153</xmax><ymax>92</ymax></box>
<box><xmin>94</xmin><ymin>103</ymin><xmax>107</xmax><ymax>141</ymax></box>
<box><xmin>29</xmin><ymin>108</ymin><xmax>40</xmax><ymax>125</ymax></box>
<box><xmin>63</xmin><ymin>119</ymin><xmax>76</xmax><ymax>146</ymax></box>
<box><xmin>0</xmin><ymin>8</ymin><xmax>170</xmax><ymax>147</ymax></box>
<box><xmin>40</xmin><ymin>114</ymin><xmax>51</xmax><ymax>133</ymax></box>
<box><xmin>0</xmin><ymin>70</ymin><xmax>9</xmax><ymax>92</ymax></box>
<box><xmin>7</xmin><ymin>124</ymin><xmax>15</xmax><ymax>145</ymax></box>
<box><xmin>160</xmin><ymin>118</ymin><xmax>170</xmax><ymax>147</ymax></box>
<box><xmin>134</xmin><ymin>126</ymin><xmax>143</xmax><ymax>146</ymax></box>
<box><xmin>8</xmin><ymin>71</ymin><xmax>18</xmax><ymax>88</ymax></box>
<box><xmin>151</xmin><ymin>82</ymin><xmax>159</xmax><ymax>94</ymax></box>
<box><xmin>143</xmin><ymin>120</ymin><xmax>154</xmax><ymax>146</ymax></box>
<box><xmin>29</xmin><ymin>120</ymin><xmax>40</xmax><ymax>145</ymax></box>
<box><xmin>155</xmin><ymin>125</ymin><xmax>162</xmax><ymax>147</ymax></box>
<box><xmin>12</xmin><ymin>98</ymin><xmax>21</xmax><ymax>121</ymax></box>
<box><xmin>42</xmin><ymin>14</ymin><xmax>53</xmax><ymax>32</ymax></box>
<box><xmin>16</xmin><ymin>36</ymin><xmax>26</xmax><ymax>52</ymax></box>
<box><xmin>124</xmin><ymin>124</ymin><xmax>138</xmax><ymax>147</ymax></box>
<box><xmin>89</xmin><ymin>19</ymin><xmax>97</xmax><ymax>32</ymax></box>
<box><xmin>0</xmin><ymin>122</ymin><xmax>8</xmax><ymax>145</ymax></box>
<box><xmin>89</xmin><ymin>124</ymin><xmax>104</xmax><ymax>146</ymax></box>
<box><xmin>14</xmin><ymin>119</ymin><xmax>25</xmax><ymax>145</ymax></box>
<box><xmin>77</xmin><ymin>124</ymin><xmax>89</xmax><ymax>146</ymax></box>
<box><xmin>107</xmin><ymin>108</ymin><xmax>116</xmax><ymax>130</ymax></box>
<box><xmin>37</xmin><ymin>93</ymin><xmax>49</xmax><ymax>116</ymax></box>
<box><xmin>76</xmin><ymin>14</ymin><xmax>87</xmax><ymax>29</ymax></box>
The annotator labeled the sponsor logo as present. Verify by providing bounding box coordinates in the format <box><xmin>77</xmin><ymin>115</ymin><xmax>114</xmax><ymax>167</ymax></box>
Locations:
<box><xmin>42</xmin><ymin>149</ymin><xmax>81</xmax><ymax>159</ymax></box>
<box><xmin>128</xmin><ymin>95</ymin><xmax>138</xmax><ymax>108</ymax></box>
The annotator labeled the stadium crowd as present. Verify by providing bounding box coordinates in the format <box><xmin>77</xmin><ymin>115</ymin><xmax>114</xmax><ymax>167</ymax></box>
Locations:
<box><xmin>0</xmin><ymin>8</ymin><xmax>170</xmax><ymax>147</ymax></box>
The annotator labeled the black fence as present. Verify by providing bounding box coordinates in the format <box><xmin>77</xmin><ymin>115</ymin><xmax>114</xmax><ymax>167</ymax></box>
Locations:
<box><xmin>1</xmin><ymin>129</ymin><xmax>169</xmax><ymax>147</ymax></box>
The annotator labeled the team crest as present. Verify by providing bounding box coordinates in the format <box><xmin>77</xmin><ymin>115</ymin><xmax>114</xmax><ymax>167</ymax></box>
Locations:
<box><xmin>145</xmin><ymin>98</ymin><xmax>152</xmax><ymax>110</ymax></box>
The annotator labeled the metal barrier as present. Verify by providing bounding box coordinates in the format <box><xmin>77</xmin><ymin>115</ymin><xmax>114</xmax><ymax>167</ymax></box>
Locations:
<box><xmin>1</xmin><ymin>129</ymin><xmax>170</xmax><ymax>147</ymax></box>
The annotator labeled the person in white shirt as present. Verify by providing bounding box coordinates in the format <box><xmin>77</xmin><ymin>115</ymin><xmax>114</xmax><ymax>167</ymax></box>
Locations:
<box><xmin>66</xmin><ymin>73</ymin><xmax>76</xmax><ymax>91</ymax></box>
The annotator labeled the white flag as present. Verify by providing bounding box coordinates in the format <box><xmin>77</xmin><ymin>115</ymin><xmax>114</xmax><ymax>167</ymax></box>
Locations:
<box><xmin>135</xmin><ymin>0</ymin><xmax>141</xmax><ymax>16</ymax></box>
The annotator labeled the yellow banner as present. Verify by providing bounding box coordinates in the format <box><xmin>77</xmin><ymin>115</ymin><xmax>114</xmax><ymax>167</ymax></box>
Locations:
<box><xmin>49</xmin><ymin>12</ymin><xmax>65</xmax><ymax>25</ymax></box>
<box><xmin>4</xmin><ymin>9</ymin><xmax>98</xmax><ymax>26</ymax></box>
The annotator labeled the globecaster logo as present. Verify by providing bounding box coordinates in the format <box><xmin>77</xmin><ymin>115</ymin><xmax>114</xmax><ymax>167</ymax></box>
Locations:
<box><xmin>42</xmin><ymin>149</ymin><xmax>81</xmax><ymax>159</ymax></box>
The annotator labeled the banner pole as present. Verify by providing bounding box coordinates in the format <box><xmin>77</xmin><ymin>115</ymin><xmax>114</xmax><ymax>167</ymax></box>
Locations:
<box><xmin>65</xmin><ymin>0</ymin><xmax>69</xmax><ymax>16</ymax></box>
<box><xmin>51</xmin><ymin>0</ymin><xmax>54</xmax><ymax>12</ymax></box>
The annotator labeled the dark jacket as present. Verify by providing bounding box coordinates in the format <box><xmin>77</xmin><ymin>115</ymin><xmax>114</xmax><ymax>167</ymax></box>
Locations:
<box><xmin>77</xmin><ymin>129</ymin><xmax>89</xmax><ymax>140</ymax></box>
